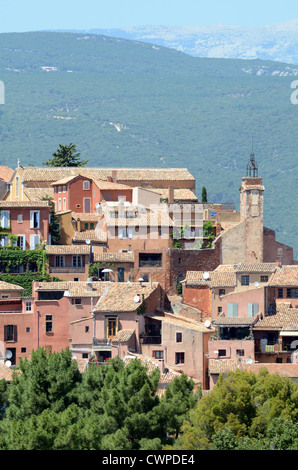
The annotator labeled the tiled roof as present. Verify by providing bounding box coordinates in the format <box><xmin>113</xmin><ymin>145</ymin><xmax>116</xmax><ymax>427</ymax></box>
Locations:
<box><xmin>253</xmin><ymin>304</ymin><xmax>298</xmax><ymax>331</ymax></box>
<box><xmin>72</xmin><ymin>212</ymin><xmax>100</xmax><ymax>222</ymax></box>
<box><xmin>93</xmin><ymin>282</ymin><xmax>159</xmax><ymax>312</ymax></box>
<box><xmin>17</xmin><ymin>167</ymin><xmax>195</xmax><ymax>183</ymax></box>
<box><xmin>112</xmin><ymin>329</ymin><xmax>135</xmax><ymax>343</ymax></box>
<box><xmin>213</xmin><ymin>317</ymin><xmax>258</xmax><ymax>326</ymax></box>
<box><xmin>24</xmin><ymin>187</ymin><xmax>54</xmax><ymax>201</ymax></box>
<box><xmin>209</xmin><ymin>358</ymin><xmax>240</xmax><ymax>374</ymax></box>
<box><xmin>235</xmin><ymin>263</ymin><xmax>277</xmax><ymax>273</ymax></box>
<box><xmin>0</xmin><ymin>200</ymin><xmax>49</xmax><ymax>208</ymax></box>
<box><xmin>149</xmin><ymin>188</ymin><xmax>198</xmax><ymax>201</ymax></box>
<box><xmin>0</xmin><ymin>166</ymin><xmax>14</xmax><ymax>183</ymax></box>
<box><xmin>94</xmin><ymin>179</ymin><xmax>133</xmax><ymax>191</ymax></box>
<box><xmin>123</xmin><ymin>353</ymin><xmax>182</xmax><ymax>384</ymax></box>
<box><xmin>184</xmin><ymin>268</ymin><xmax>236</xmax><ymax>287</ymax></box>
<box><xmin>268</xmin><ymin>265</ymin><xmax>298</xmax><ymax>287</ymax></box>
<box><xmin>45</xmin><ymin>244</ymin><xmax>91</xmax><ymax>255</ymax></box>
<box><xmin>0</xmin><ymin>362</ymin><xmax>21</xmax><ymax>381</ymax></box>
<box><xmin>35</xmin><ymin>280</ymin><xmax>107</xmax><ymax>298</ymax></box>
<box><xmin>148</xmin><ymin>312</ymin><xmax>214</xmax><ymax>333</ymax></box>
<box><xmin>0</xmin><ymin>281</ymin><xmax>24</xmax><ymax>291</ymax></box>
<box><xmin>72</xmin><ymin>229</ymin><xmax>107</xmax><ymax>243</ymax></box>
<box><xmin>93</xmin><ymin>252</ymin><xmax>134</xmax><ymax>263</ymax></box>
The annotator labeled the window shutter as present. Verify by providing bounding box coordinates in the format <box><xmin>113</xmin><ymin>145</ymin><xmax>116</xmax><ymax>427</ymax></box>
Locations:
<box><xmin>13</xmin><ymin>325</ymin><xmax>17</xmax><ymax>342</ymax></box>
<box><xmin>128</xmin><ymin>229</ymin><xmax>133</xmax><ymax>239</ymax></box>
<box><xmin>118</xmin><ymin>229</ymin><xmax>123</xmax><ymax>239</ymax></box>
<box><xmin>1</xmin><ymin>211</ymin><xmax>10</xmax><ymax>228</ymax></box>
<box><xmin>227</xmin><ymin>303</ymin><xmax>238</xmax><ymax>317</ymax></box>
<box><xmin>248</xmin><ymin>303</ymin><xmax>259</xmax><ymax>317</ymax></box>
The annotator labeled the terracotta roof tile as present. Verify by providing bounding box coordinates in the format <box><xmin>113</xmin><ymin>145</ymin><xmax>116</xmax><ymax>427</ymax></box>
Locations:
<box><xmin>17</xmin><ymin>167</ymin><xmax>195</xmax><ymax>183</ymax></box>
<box><xmin>268</xmin><ymin>265</ymin><xmax>298</xmax><ymax>287</ymax></box>
<box><xmin>36</xmin><ymin>280</ymin><xmax>107</xmax><ymax>298</ymax></box>
<box><xmin>0</xmin><ymin>362</ymin><xmax>20</xmax><ymax>381</ymax></box>
<box><xmin>123</xmin><ymin>353</ymin><xmax>182</xmax><ymax>384</ymax></box>
<box><xmin>184</xmin><ymin>268</ymin><xmax>236</xmax><ymax>287</ymax></box>
<box><xmin>0</xmin><ymin>166</ymin><xmax>14</xmax><ymax>183</ymax></box>
<box><xmin>150</xmin><ymin>188</ymin><xmax>198</xmax><ymax>201</ymax></box>
<box><xmin>209</xmin><ymin>358</ymin><xmax>240</xmax><ymax>374</ymax></box>
<box><xmin>235</xmin><ymin>263</ymin><xmax>277</xmax><ymax>273</ymax></box>
<box><xmin>0</xmin><ymin>281</ymin><xmax>24</xmax><ymax>291</ymax></box>
<box><xmin>253</xmin><ymin>304</ymin><xmax>298</xmax><ymax>331</ymax></box>
<box><xmin>0</xmin><ymin>200</ymin><xmax>49</xmax><ymax>208</ymax></box>
<box><xmin>24</xmin><ymin>187</ymin><xmax>54</xmax><ymax>201</ymax></box>
<box><xmin>72</xmin><ymin>229</ymin><xmax>107</xmax><ymax>243</ymax></box>
<box><xmin>71</xmin><ymin>212</ymin><xmax>100</xmax><ymax>222</ymax></box>
<box><xmin>93</xmin><ymin>282</ymin><xmax>159</xmax><ymax>312</ymax></box>
<box><xmin>45</xmin><ymin>245</ymin><xmax>91</xmax><ymax>255</ymax></box>
<box><xmin>93</xmin><ymin>252</ymin><xmax>134</xmax><ymax>263</ymax></box>
<box><xmin>112</xmin><ymin>329</ymin><xmax>135</xmax><ymax>343</ymax></box>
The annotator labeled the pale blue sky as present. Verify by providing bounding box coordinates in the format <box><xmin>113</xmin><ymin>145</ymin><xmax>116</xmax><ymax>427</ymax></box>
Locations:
<box><xmin>0</xmin><ymin>0</ymin><xmax>297</xmax><ymax>33</ymax></box>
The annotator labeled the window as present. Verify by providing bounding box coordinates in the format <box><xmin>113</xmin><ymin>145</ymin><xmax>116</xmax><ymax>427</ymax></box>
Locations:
<box><xmin>4</xmin><ymin>325</ymin><xmax>17</xmax><ymax>342</ymax></box>
<box><xmin>85</xmin><ymin>326</ymin><xmax>89</xmax><ymax>333</ymax></box>
<box><xmin>141</xmin><ymin>273</ymin><xmax>149</xmax><ymax>282</ymax></box>
<box><xmin>58</xmin><ymin>198</ymin><xmax>61</xmax><ymax>211</ymax></box>
<box><xmin>30</xmin><ymin>210</ymin><xmax>40</xmax><ymax>229</ymax></box>
<box><xmin>72</xmin><ymin>255</ymin><xmax>82</xmax><ymax>267</ymax></box>
<box><xmin>218</xmin><ymin>349</ymin><xmax>226</xmax><ymax>357</ymax></box>
<box><xmin>219</xmin><ymin>289</ymin><xmax>226</xmax><ymax>296</ymax></box>
<box><xmin>227</xmin><ymin>303</ymin><xmax>238</xmax><ymax>317</ymax></box>
<box><xmin>287</xmin><ymin>288</ymin><xmax>298</xmax><ymax>298</ymax></box>
<box><xmin>84</xmin><ymin>223</ymin><xmax>89</xmax><ymax>230</ymax></box>
<box><xmin>55</xmin><ymin>255</ymin><xmax>65</xmax><ymax>267</ymax></box>
<box><xmin>26</xmin><ymin>327</ymin><xmax>30</xmax><ymax>333</ymax></box>
<box><xmin>25</xmin><ymin>301</ymin><xmax>32</xmax><ymax>312</ymax></box>
<box><xmin>153</xmin><ymin>351</ymin><xmax>164</xmax><ymax>359</ymax></box>
<box><xmin>236</xmin><ymin>349</ymin><xmax>245</xmax><ymax>357</ymax></box>
<box><xmin>72</xmin><ymin>298</ymin><xmax>82</xmax><ymax>305</ymax></box>
<box><xmin>278</xmin><ymin>288</ymin><xmax>283</xmax><ymax>298</ymax></box>
<box><xmin>248</xmin><ymin>303</ymin><xmax>259</xmax><ymax>317</ymax></box>
<box><xmin>63</xmin><ymin>198</ymin><xmax>66</xmax><ymax>210</ymax></box>
<box><xmin>176</xmin><ymin>332</ymin><xmax>182</xmax><ymax>343</ymax></box>
<box><xmin>15</xmin><ymin>177</ymin><xmax>19</xmax><ymax>198</ymax></box>
<box><xmin>17</xmin><ymin>214</ymin><xmax>23</xmax><ymax>223</ymax></box>
<box><xmin>218</xmin><ymin>306</ymin><xmax>222</xmax><ymax>314</ymax></box>
<box><xmin>90</xmin><ymin>223</ymin><xmax>94</xmax><ymax>230</ymax></box>
<box><xmin>30</xmin><ymin>235</ymin><xmax>40</xmax><ymax>250</ymax></box>
<box><xmin>118</xmin><ymin>228</ymin><xmax>133</xmax><ymax>239</ymax></box>
<box><xmin>82</xmin><ymin>353</ymin><xmax>89</xmax><ymax>359</ymax></box>
<box><xmin>83</xmin><ymin>180</ymin><xmax>90</xmax><ymax>190</ymax></box>
<box><xmin>73</xmin><ymin>277</ymin><xmax>79</xmax><ymax>282</ymax></box>
<box><xmin>58</xmin><ymin>186</ymin><xmax>61</xmax><ymax>193</ymax></box>
<box><xmin>107</xmin><ymin>317</ymin><xmax>117</xmax><ymax>338</ymax></box>
<box><xmin>139</xmin><ymin>253</ymin><xmax>162</xmax><ymax>267</ymax></box>
<box><xmin>1</xmin><ymin>210</ymin><xmax>10</xmax><ymax>228</ymax></box>
<box><xmin>241</xmin><ymin>275</ymin><xmax>250</xmax><ymax>286</ymax></box>
<box><xmin>63</xmin><ymin>185</ymin><xmax>66</xmax><ymax>192</ymax></box>
<box><xmin>45</xmin><ymin>315</ymin><xmax>53</xmax><ymax>333</ymax></box>
<box><xmin>260</xmin><ymin>275</ymin><xmax>268</xmax><ymax>282</ymax></box>
<box><xmin>175</xmin><ymin>352</ymin><xmax>185</xmax><ymax>364</ymax></box>
<box><xmin>21</xmin><ymin>347</ymin><xmax>26</xmax><ymax>353</ymax></box>
<box><xmin>17</xmin><ymin>235</ymin><xmax>26</xmax><ymax>250</ymax></box>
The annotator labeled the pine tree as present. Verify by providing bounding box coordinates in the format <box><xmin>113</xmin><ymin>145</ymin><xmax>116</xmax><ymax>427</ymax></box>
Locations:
<box><xmin>43</xmin><ymin>143</ymin><xmax>88</xmax><ymax>167</ymax></box>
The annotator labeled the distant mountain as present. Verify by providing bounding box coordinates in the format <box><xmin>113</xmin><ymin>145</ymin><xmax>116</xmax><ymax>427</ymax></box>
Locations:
<box><xmin>0</xmin><ymin>32</ymin><xmax>297</xmax><ymax>258</ymax></box>
<box><xmin>55</xmin><ymin>21</ymin><xmax>298</xmax><ymax>65</ymax></box>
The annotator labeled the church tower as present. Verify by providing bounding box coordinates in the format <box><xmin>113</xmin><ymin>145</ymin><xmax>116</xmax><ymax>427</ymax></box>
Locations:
<box><xmin>239</xmin><ymin>146</ymin><xmax>264</xmax><ymax>262</ymax></box>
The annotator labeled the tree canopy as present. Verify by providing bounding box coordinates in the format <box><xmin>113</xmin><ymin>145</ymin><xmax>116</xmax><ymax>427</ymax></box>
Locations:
<box><xmin>171</xmin><ymin>368</ymin><xmax>298</xmax><ymax>450</ymax></box>
<box><xmin>0</xmin><ymin>348</ymin><xmax>198</xmax><ymax>450</ymax></box>
<box><xmin>43</xmin><ymin>143</ymin><xmax>88</xmax><ymax>167</ymax></box>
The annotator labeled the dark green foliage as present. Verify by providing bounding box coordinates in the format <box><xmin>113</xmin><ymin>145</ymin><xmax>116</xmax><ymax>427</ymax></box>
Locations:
<box><xmin>172</xmin><ymin>368</ymin><xmax>298</xmax><ymax>450</ymax></box>
<box><xmin>0</xmin><ymin>349</ymin><xmax>197</xmax><ymax>450</ymax></box>
<box><xmin>201</xmin><ymin>186</ymin><xmax>207</xmax><ymax>203</ymax></box>
<box><xmin>43</xmin><ymin>143</ymin><xmax>88</xmax><ymax>167</ymax></box>
<box><xmin>40</xmin><ymin>195</ymin><xmax>60</xmax><ymax>244</ymax></box>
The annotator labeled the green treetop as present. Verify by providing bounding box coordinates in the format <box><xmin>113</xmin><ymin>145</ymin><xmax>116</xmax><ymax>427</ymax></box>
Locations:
<box><xmin>43</xmin><ymin>143</ymin><xmax>88</xmax><ymax>167</ymax></box>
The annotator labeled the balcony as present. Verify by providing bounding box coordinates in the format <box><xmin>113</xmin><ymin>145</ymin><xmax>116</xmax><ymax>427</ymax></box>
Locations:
<box><xmin>49</xmin><ymin>266</ymin><xmax>86</xmax><ymax>274</ymax></box>
<box><xmin>92</xmin><ymin>338</ymin><xmax>112</xmax><ymax>351</ymax></box>
<box><xmin>140</xmin><ymin>335</ymin><xmax>162</xmax><ymax>345</ymax></box>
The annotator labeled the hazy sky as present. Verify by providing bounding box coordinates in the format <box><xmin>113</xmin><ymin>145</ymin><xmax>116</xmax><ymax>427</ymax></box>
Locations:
<box><xmin>0</xmin><ymin>0</ymin><xmax>297</xmax><ymax>33</ymax></box>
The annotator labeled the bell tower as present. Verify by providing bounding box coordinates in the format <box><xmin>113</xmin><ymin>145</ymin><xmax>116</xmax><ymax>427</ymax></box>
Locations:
<box><xmin>240</xmin><ymin>145</ymin><xmax>264</xmax><ymax>262</ymax></box>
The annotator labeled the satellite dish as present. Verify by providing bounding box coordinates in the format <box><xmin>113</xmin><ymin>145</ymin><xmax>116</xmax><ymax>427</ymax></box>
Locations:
<box><xmin>138</xmin><ymin>278</ymin><xmax>144</xmax><ymax>282</ymax></box>
<box><xmin>5</xmin><ymin>350</ymin><xmax>12</xmax><ymax>359</ymax></box>
<box><xmin>203</xmin><ymin>272</ymin><xmax>209</xmax><ymax>280</ymax></box>
<box><xmin>85</xmin><ymin>239</ymin><xmax>91</xmax><ymax>245</ymax></box>
<box><xmin>254</xmin><ymin>282</ymin><xmax>259</xmax><ymax>287</ymax></box>
<box><xmin>95</xmin><ymin>203</ymin><xmax>100</xmax><ymax>208</ymax></box>
<box><xmin>204</xmin><ymin>320</ymin><xmax>211</xmax><ymax>328</ymax></box>
<box><xmin>102</xmin><ymin>268</ymin><xmax>113</xmax><ymax>273</ymax></box>
<box><xmin>5</xmin><ymin>360</ymin><xmax>11</xmax><ymax>368</ymax></box>
<box><xmin>133</xmin><ymin>295</ymin><xmax>140</xmax><ymax>303</ymax></box>
<box><xmin>246</xmin><ymin>358</ymin><xmax>253</xmax><ymax>364</ymax></box>
<box><xmin>64</xmin><ymin>290</ymin><xmax>71</xmax><ymax>297</ymax></box>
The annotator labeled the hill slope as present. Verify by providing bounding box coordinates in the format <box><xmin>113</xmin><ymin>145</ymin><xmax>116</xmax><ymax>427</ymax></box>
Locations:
<box><xmin>0</xmin><ymin>32</ymin><xmax>297</xmax><ymax>258</ymax></box>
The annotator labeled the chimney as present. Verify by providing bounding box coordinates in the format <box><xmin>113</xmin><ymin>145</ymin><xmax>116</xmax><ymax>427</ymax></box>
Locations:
<box><xmin>168</xmin><ymin>186</ymin><xmax>174</xmax><ymax>204</ymax></box>
<box><xmin>107</xmin><ymin>176</ymin><xmax>113</xmax><ymax>182</ymax></box>
<box><xmin>158</xmin><ymin>359</ymin><xmax>164</xmax><ymax>373</ymax></box>
<box><xmin>111</xmin><ymin>170</ymin><xmax>117</xmax><ymax>182</ymax></box>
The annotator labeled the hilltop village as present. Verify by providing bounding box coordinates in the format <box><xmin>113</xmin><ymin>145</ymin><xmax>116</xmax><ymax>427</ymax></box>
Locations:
<box><xmin>0</xmin><ymin>151</ymin><xmax>297</xmax><ymax>392</ymax></box>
